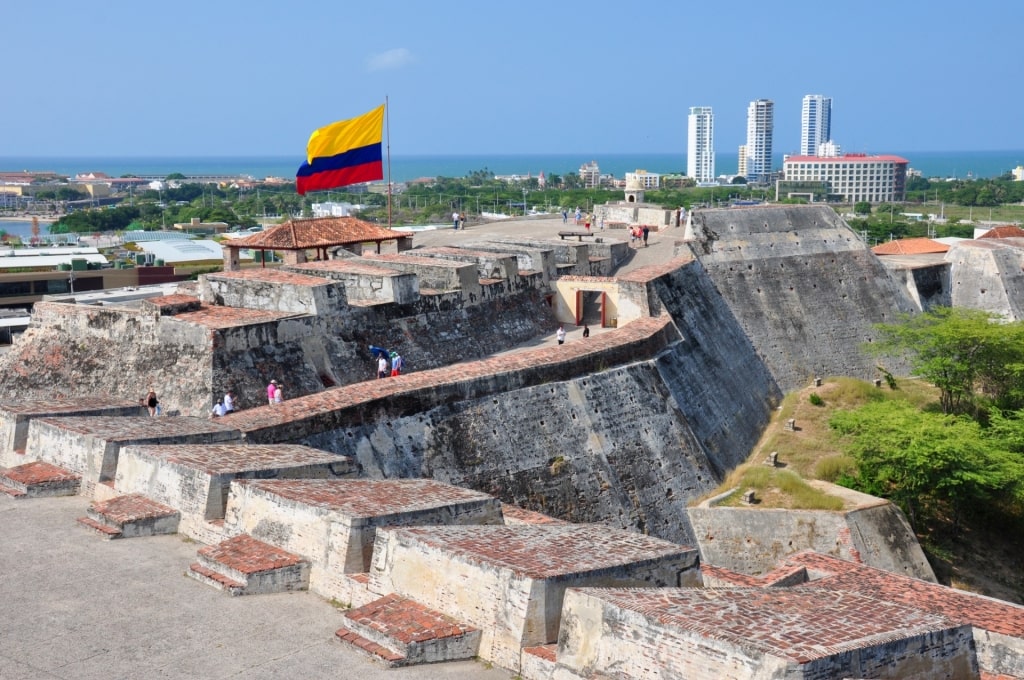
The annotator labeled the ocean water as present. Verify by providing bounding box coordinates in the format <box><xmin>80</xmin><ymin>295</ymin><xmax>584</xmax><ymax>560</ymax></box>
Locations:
<box><xmin>2</xmin><ymin>150</ymin><xmax>1022</xmax><ymax>184</ymax></box>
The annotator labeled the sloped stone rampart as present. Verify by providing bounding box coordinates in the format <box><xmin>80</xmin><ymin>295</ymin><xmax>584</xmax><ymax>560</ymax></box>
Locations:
<box><xmin>686</xmin><ymin>205</ymin><xmax>918</xmax><ymax>390</ymax></box>
<box><xmin>946</xmin><ymin>240</ymin><xmax>1024</xmax><ymax>321</ymax></box>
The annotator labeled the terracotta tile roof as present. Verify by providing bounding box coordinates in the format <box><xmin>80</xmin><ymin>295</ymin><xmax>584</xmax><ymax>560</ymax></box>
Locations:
<box><xmin>230</xmin><ymin>217</ymin><xmax>411</xmax><ymax>250</ymax></box>
<box><xmin>979</xmin><ymin>225</ymin><xmax>1024</xmax><ymax>239</ymax></box>
<box><xmin>871</xmin><ymin>237</ymin><xmax>950</xmax><ymax>255</ymax></box>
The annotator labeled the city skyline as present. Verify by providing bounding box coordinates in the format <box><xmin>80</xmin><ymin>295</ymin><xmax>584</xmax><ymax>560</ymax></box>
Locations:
<box><xmin>2</xmin><ymin>1</ymin><xmax>1022</xmax><ymax>158</ymax></box>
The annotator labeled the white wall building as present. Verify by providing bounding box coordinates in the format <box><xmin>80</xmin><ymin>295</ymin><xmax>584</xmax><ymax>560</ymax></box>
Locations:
<box><xmin>745</xmin><ymin>99</ymin><xmax>774</xmax><ymax>183</ymax></box>
<box><xmin>624</xmin><ymin>170</ymin><xmax>660</xmax><ymax>190</ymax></box>
<box><xmin>781</xmin><ymin>153</ymin><xmax>909</xmax><ymax>203</ymax></box>
<box><xmin>800</xmin><ymin>95</ymin><xmax>832</xmax><ymax>157</ymax></box>
<box><xmin>311</xmin><ymin>201</ymin><xmax>355</xmax><ymax>218</ymax></box>
<box><xmin>687</xmin><ymin>106</ymin><xmax>715</xmax><ymax>183</ymax></box>
<box><xmin>579</xmin><ymin>161</ymin><xmax>601</xmax><ymax>189</ymax></box>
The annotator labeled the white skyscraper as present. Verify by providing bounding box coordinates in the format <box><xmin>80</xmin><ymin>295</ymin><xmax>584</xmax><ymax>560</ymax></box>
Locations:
<box><xmin>745</xmin><ymin>99</ymin><xmax>774</xmax><ymax>183</ymax></box>
<box><xmin>801</xmin><ymin>94</ymin><xmax>832</xmax><ymax>156</ymax></box>
<box><xmin>687</xmin><ymin>106</ymin><xmax>715</xmax><ymax>184</ymax></box>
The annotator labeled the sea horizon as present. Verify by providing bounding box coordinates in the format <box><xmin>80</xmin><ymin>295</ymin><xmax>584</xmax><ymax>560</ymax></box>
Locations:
<box><xmin>2</xmin><ymin>150</ymin><xmax>1023</xmax><ymax>184</ymax></box>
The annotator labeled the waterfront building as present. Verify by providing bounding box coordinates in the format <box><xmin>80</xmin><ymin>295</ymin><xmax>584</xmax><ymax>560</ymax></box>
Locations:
<box><xmin>779</xmin><ymin>153</ymin><xmax>909</xmax><ymax>204</ymax></box>
<box><xmin>745</xmin><ymin>99</ymin><xmax>774</xmax><ymax>184</ymax></box>
<box><xmin>737</xmin><ymin>144</ymin><xmax>748</xmax><ymax>178</ymax></box>
<box><xmin>800</xmin><ymin>95</ymin><xmax>832</xmax><ymax>156</ymax></box>
<box><xmin>1013</xmin><ymin>165</ymin><xmax>1024</xmax><ymax>181</ymax></box>
<box><xmin>687</xmin><ymin>106</ymin><xmax>715</xmax><ymax>183</ymax></box>
<box><xmin>624</xmin><ymin>170</ymin><xmax>660</xmax><ymax>190</ymax></box>
<box><xmin>579</xmin><ymin>161</ymin><xmax>601</xmax><ymax>189</ymax></box>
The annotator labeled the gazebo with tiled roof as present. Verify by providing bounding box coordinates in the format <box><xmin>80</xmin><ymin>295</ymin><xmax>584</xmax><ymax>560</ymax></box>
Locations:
<box><xmin>222</xmin><ymin>217</ymin><xmax>413</xmax><ymax>270</ymax></box>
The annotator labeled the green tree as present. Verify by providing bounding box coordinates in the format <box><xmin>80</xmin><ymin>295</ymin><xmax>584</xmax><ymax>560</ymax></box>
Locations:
<box><xmin>869</xmin><ymin>308</ymin><xmax>1024</xmax><ymax>415</ymax></box>
<box><xmin>854</xmin><ymin>201</ymin><xmax>871</xmax><ymax>215</ymax></box>
<box><xmin>830</xmin><ymin>401</ymin><xmax>1011</xmax><ymax>530</ymax></box>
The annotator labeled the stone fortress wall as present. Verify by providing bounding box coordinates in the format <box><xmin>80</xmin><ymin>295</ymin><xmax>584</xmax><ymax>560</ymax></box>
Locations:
<box><xmin>4</xmin><ymin>205</ymin><xmax>1024</xmax><ymax>678</ymax></box>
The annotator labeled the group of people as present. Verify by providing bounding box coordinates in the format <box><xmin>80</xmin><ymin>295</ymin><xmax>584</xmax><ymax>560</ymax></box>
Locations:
<box><xmin>556</xmin><ymin>324</ymin><xmax>589</xmax><ymax>345</ymax></box>
<box><xmin>630</xmin><ymin>225</ymin><xmax>651</xmax><ymax>247</ymax></box>
<box><xmin>211</xmin><ymin>389</ymin><xmax>237</xmax><ymax>417</ymax></box>
<box><xmin>376</xmin><ymin>350</ymin><xmax>404</xmax><ymax>379</ymax></box>
<box><xmin>451</xmin><ymin>211</ymin><xmax>467</xmax><ymax>230</ymax></box>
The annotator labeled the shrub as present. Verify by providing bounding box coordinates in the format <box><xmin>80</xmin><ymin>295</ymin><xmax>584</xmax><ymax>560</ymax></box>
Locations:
<box><xmin>809</xmin><ymin>393</ymin><xmax>825</xmax><ymax>407</ymax></box>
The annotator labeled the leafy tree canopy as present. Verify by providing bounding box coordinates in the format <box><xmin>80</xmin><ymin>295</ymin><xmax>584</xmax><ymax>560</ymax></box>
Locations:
<box><xmin>868</xmin><ymin>307</ymin><xmax>1024</xmax><ymax>415</ymax></box>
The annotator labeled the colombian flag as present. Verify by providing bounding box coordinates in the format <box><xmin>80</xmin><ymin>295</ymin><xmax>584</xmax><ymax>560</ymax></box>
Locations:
<box><xmin>296</xmin><ymin>105</ymin><xmax>385</xmax><ymax>195</ymax></box>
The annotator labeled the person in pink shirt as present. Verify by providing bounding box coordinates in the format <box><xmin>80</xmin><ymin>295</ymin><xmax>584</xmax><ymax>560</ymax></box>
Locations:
<box><xmin>267</xmin><ymin>380</ymin><xmax>277</xmax><ymax>405</ymax></box>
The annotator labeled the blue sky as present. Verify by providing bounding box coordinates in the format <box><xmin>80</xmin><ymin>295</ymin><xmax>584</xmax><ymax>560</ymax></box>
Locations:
<box><xmin>3</xmin><ymin>0</ymin><xmax>1021</xmax><ymax>157</ymax></box>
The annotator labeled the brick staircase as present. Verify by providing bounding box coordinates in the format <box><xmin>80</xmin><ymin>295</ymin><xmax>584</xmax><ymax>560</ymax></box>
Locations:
<box><xmin>76</xmin><ymin>494</ymin><xmax>180</xmax><ymax>540</ymax></box>
<box><xmin>186</xmin><ymin>533</ymin><xmax>309</xmax><ymax>596</ymax></box>
<box><xmin>0</xmin><ymin>461</ymin><xmax>80</xmax><ymax>498</ymax></box>
<box><xmin>335</xmin><ymin>593</ymin><xmax>480</xmax><ymax>667</ymax></box>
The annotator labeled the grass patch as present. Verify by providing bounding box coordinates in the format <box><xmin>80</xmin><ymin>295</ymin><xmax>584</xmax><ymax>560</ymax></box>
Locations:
<box><xmin>698</xmin><ymin>376</ymin><xmax>940</xmax><ymax>507</ymax></box>
<box><xmin>715</xmin><ymin>467</ymin><xmax>843</xmax><ymax>510</ymax></box>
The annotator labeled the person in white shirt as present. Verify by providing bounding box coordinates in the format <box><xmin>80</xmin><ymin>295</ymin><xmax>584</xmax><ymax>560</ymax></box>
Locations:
<box><xmin>452</xmin><ymin>211</ymin><xmax>460</xmax><ymax>230</ymax></box>
<box><xmin>211</xmin><ymin>399</ymin><xmax>226</xmax><ymax>418</ymax></box>
<box><xmin>556</xmin><ymin>325</ymin><xmax>566</xmax><ymax>345</ymax></box>
<box><xmin>223</xmin><ymin>390</ymin><xmax>234</xmax><ymax>414</ymax></box>
<box><xmin>378</xmin><ymin>354</ymin><xmax>389</xmax><ymax>379</ymax></box>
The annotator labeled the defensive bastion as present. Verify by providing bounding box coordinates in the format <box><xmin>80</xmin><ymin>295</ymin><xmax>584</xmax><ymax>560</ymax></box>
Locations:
<box><xmin>5</xmin><ymin>206</ymin><xmax>1024</xmax><ymax>678</ymax></box>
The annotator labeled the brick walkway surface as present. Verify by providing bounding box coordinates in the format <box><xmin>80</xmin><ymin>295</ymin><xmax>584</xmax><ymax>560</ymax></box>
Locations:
<box><xmin>0</xmin><ymin>493</ymin><xmax>512</xmax><ymax>680</ymax></box>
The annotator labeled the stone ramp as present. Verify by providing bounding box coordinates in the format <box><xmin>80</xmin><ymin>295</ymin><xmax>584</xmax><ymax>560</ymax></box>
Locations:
<box><xmin>187</xmin><ymin>533</ymin><xmax>310</xmax><ymax>596</ymax></box>
<box><xmin>76</xmin><ymin>493</ymin><xmax>180</xmax><ymax>540</ymax></box>
<box><xmin>0</xmin><ymin>461</ymin><xmax>80</xmax><ymax>498</ymax></box>
<box><xmin>336</xmin><ymin>593</ymin><xmax>481</xmax><ymax>668</ymax></box>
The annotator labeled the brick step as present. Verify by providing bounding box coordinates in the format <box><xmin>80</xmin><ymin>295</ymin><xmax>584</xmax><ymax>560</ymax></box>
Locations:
<box><xmin>83</xmin><ymin>494</ymin><xmax>180</xmax><ymax>539</ymax></box>
<box><xmin>187</xmin><ymin>562</ymin><xmax>245</xmax><ymax>596</ymax></box>
<box><xmin>335</xmin><ymin>628</ymin><xmax>406</xmax><ymax>667</ymax></box>
<box><xmin>187</xmin><ymin>533</ymin><xmax>309</xmax><ymax>596</ymax></box>
<box><xmin>0</xmin><ymin>461</ymin><xmax>80</xmax><ymax>498</ymax></box>
<box><xmin>336</xmin><ymin>593</ymin><xmax>480</xmax><ymax>667</ymax></box>
<box><xmin>0</xmin><ymin>481</ymin><xmax>27</xmax><ymax>498</ymax></box>
<box><xmin>521</xmin><ymin>643</ymin><xmax>559</xmax><ymax>678</ymax></box>
<box><xmin>341</xmin><ymin>572</ymin><xmax>387</xmax><ymax>609</ymax></box>
<box><xmin>75</xmin><ymin>516</ymin><xmax>123</xmax><ymax>539</ymax></box>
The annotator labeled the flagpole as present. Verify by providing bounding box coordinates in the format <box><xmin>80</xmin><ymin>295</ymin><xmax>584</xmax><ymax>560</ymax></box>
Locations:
<box><xmin>385</xmin><ymin>96</ymin><xmax>392</xmax><ymax>229</ymax></box>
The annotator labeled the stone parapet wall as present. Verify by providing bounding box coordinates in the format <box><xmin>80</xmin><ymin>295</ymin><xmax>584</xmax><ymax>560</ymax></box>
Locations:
<box><xmin>688</xmin><ymin>497</ymin><xmax>935</xmax><ymax>581</ymax></box>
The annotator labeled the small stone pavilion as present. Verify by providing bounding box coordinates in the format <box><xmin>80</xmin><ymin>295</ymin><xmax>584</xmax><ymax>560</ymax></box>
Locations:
<box><xmin>223</xmin><ymin>217</ymin><xmax>413</xmax><ymax>270</ymax></box>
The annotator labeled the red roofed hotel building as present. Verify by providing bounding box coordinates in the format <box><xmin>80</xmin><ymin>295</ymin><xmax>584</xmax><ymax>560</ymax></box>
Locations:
<box><xmin>782</xmin><ymin>153</ymin><xmax>909</xmax><ymax>203</ymax></box>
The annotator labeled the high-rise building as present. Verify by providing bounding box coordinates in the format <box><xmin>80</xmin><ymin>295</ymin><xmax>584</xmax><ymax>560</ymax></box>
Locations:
<box><xmin>687</xmin><ymin>106</ymin><xmax>715</xmax><ymax>184</ymax></box>
<box><xmin>801</xmin><ymin>95</ymin><xmax>832</xmax><ymax>157</ymax></box>
<box><xmin>781</xmin><ymin>153</ymin><xmax>909</xmax><ymax>203</ymax></box>
<box><xmin>745</xmin><ymin>99</ymin><xmax>774</xmax><ymax>183</ymax></box>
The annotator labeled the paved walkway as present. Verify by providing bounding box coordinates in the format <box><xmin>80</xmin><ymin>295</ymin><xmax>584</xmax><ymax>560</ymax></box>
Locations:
<box><xmin>0</xmin><ymin>494</ymin><xmax>512</xmax><ymax>680</ymax></box>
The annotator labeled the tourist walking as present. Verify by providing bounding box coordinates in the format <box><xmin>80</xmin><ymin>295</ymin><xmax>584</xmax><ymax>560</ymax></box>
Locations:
<box><xmin>574</xmin><ymin>207</ymin><xmax>581</xmax><ymax>225</ymax></box>
<box><xmin>452</xmin><ymin>210</ymin><xmax>460</xmax><ymax>230</ymax></box>
<box><xmin>273</xmin><ymin>382</ymin><xmax>283</xmax><ymax>404</ymax></box>
<box><xmin>562</xmin><ymin>209</ymin><xmax>568</xmax><ymax>224</ymax></box>
<box><xmin>556</xmin><ymin>325</ymin><xmax>566</xmax><ymax>345</ymax></box>
<box><xmin>583</xmin><ymin>325</ymin><xmax>590</xmax><ymax>338</ymax></box>
<box><xmin>642</xmin><ymin>226</ymin><xmax>650</xmax><ymax>247</ymax></box>
<box><xmin>459</xmin><ymin>212</ymin><xmax>466</xmax><ymax>229</ymax></box>
<box><xmin>390</xmin><ymin>351</ymin><xmax>403</xmax><ymax>377</ymax></box>
<box><xmin>267</xmin><ymin>380</ymin><xmax>278</xmax><ymax>405</ymax></box>
<box><xmin>223</xmin><ymin>390</ymin><xmax>234</xmax><ymax>414</ymax></box>
<box><xmin>377</xmin><ymin>353</ymin><xmax>389</xmax><ymax>379</ymax></box>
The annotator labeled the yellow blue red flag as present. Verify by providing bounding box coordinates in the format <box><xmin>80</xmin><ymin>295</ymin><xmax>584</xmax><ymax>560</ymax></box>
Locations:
<box><xmin>296</xmin><ymin>104</ymin><xmax>385</xmax><ymax>195</ymax></box>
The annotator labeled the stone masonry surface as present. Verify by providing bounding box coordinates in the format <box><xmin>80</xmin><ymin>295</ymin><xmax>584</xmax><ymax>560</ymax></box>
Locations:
<box><xmin>31</xmin><ymin>415</ymin><xmax>239</xmax><ymax>440</ymax></box>
<box><xmin>578</xmin><ymin>586</ymin><xmax>962</xmax><ymax>663</ymax></box>
<box><xmin>238</xmin><ymin>478</ymin><xmax>498</xmax><ymax>517</ymax></box>
<box><xmin>125</xmin><ymin>444</ymin><xmax>345</xmax><ymax>474</ymax></box>
<box><xmin>387</xmin><ymin>524</ymin><xmax>694</xmax><ymax>580</ymax></box>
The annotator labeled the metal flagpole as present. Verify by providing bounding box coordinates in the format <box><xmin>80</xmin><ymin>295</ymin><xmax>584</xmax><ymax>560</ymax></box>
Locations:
<box><xmin>385</xmin><ymin>96</ymin><xmax>392</xmax><ymax>229</ymax></box>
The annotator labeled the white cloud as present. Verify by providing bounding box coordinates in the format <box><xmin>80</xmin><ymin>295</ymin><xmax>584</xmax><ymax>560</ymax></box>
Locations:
<box><xmin>367</xmin><ymin>48</ymin><xmax>415</xmax><ymax>72</ymax></box>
